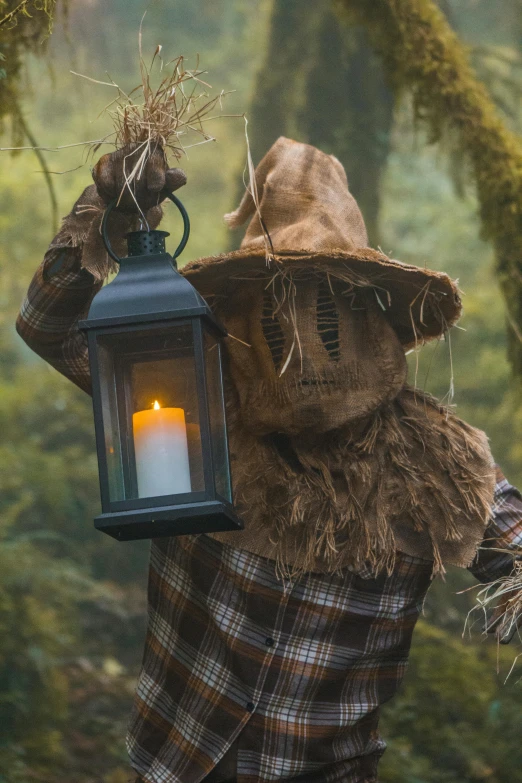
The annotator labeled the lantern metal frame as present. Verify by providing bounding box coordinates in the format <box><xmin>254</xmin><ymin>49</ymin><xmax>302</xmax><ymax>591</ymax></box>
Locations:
<box><xmin>79</xmin><ymin>194</ymin><xmax>243</xmax><ymax>541</ymax></box>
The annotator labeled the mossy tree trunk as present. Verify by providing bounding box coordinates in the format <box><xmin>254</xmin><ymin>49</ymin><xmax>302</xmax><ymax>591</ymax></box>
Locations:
<box><xmin>335</xmin><ymin>0</ymin><xmax>522</xmax><ymax>375</ymax></box>
<box><xmin>241</xmin><ymin>0</ymin><xmax>394</xmax><ymax>245</ymax></box>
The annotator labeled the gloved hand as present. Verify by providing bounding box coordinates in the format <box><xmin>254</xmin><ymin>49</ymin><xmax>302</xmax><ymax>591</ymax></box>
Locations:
<box><xmin>93</xmin><ymin>142</ymin><xmax>187</xmax><ymax>212</ymax></box>
<box><xmin>49</xmin><ymin>145</ymin><xmax>187</xmax><ymax>279</ymax></box>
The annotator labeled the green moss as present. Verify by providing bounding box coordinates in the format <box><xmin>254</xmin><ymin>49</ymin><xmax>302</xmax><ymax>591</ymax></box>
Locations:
<box><xmin>335</xmin><ymin>0</ymin><xmax>522</xmax><ymax>375</ymax></box>
<box><xmin>0</xmin><ymin>1</ymin><xmax>67</xmax><ymax>137</ymax></box>
<box><xmin>0</xmin><ymin>1</ymin><xmax>67</xmax><ymax>228</ymax></box>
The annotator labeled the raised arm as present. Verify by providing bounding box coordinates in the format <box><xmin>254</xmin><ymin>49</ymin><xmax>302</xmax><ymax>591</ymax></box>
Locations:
<box><xmin>16</xmin><ymin>145</ymin><xmax>186</xmax><ymax>394</ymax></box>
<box><xmin>16</xmin><ymin>200</ymin><xmax>102</xmax><ymax>395</ymax></box>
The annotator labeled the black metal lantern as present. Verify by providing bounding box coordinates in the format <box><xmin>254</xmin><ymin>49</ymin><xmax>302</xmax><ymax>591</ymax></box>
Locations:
<box><xmin>79</xmin><ymin>194</ymin><xmax>243</xmax><ymax>541</ymax></box>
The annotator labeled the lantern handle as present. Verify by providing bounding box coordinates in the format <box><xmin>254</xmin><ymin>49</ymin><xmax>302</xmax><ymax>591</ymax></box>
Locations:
<box><xmin>101</xmin><ymin>192</ymin><xmax>191</xmax><ymax>265</ymax></box>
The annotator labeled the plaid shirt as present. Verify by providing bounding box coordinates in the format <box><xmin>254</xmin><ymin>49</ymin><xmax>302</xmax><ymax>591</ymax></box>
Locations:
<box><xmin>17</xmin><ymin>247</ymin><xmax>522</xmax><ymax>783</ymax></box>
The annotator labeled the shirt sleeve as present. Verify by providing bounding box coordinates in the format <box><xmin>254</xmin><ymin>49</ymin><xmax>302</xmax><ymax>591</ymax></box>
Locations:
<box><xmin>16</xmin><ymin>244</ymin><xmax>102</xmax><ymax>395</ymax></box>
<box><xmin>468</xmin><ymin>465</ymin><xmax>522</xmax><ymax>583</ymax></box>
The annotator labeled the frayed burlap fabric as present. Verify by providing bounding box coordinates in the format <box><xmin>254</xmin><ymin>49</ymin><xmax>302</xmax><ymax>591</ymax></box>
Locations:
<box><xmin>212</xmin><ymin>278</ymin><xmax>409</xmax><ymax>435</ymax></box>
<box><xmin>56</xmin><ymin>185</ymin><xmax>163</xmax><ymax>280</ymax></box>
<box><xmin>209</xmin><ymin>386</ymin><xmax>495</xmax><ymax>580</ymax></box>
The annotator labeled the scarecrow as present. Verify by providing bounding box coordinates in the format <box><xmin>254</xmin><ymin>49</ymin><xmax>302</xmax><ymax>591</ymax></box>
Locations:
<box><xmin>17</xmin><ymin>137</ymin><xmax>522</xmax><ymax>783</ymax></box>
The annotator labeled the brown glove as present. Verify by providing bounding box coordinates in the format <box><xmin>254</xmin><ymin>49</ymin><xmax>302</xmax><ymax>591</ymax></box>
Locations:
<box><xmin>50</xmin><ymin>144</ymin><xmax>186</xmax><ymax>280</ymax></box>
<box><xmin>93</xmin><ymin>142</ymin><xmax>187</xmax><ymax>212</ymax></box>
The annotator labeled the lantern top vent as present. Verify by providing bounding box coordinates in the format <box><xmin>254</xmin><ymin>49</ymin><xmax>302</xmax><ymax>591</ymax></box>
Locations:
<box><xmin>127</xmin><ymin>230</ymin><xmax>170</xmax><ymax>257</ymax></box>
<box><xmin>79</xmin><ymin>194</ymin><xmax>225</xmax><ymax>336</ymax></box>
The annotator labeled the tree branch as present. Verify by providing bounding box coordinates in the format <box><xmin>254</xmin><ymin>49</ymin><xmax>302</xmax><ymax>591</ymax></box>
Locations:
<box><xmin>15</xmin><ymin>110</ymin><xmax>58</xmax><ymax>233</ymax></box>
<box><xmin>0</xmin><ymin>1</ymin><xmax>30</xmax><ymax>28</ymax></box>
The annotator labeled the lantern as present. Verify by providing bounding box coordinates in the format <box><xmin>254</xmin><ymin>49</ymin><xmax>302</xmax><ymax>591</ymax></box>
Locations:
<box><xmin>79</xmin><ymin>195</ymin><xmax>243</xmax><ymax>541</ymax></box>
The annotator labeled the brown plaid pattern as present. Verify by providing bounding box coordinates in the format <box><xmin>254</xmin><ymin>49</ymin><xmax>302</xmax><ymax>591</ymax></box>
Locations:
<box><xmin>16</xmin><ymin>246</ymin><xmax>101</xmax><ymax>394</ymax></box>
<box><xmin>16</xmin><ymin>250</ymin><xmax>522</xmax><ymax>783</ymax></box>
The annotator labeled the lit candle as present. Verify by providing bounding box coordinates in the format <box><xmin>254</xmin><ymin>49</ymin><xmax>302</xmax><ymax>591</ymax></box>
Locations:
<box><xmin>133</xmin><ymin>401</ymin><xmax>192</xmax><ymax>498</ymax></box>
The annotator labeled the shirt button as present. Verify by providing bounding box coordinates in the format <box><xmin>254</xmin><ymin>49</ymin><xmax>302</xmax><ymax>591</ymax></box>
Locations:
<box><xmin>246</xmin><ymin>701</ymin><xmax>255</xmax><ymax>712</ymax></box>
<box><xmin>265</xmin><ymin>637</ymin><xmax>274</xmax><ymax>647</ymax></box>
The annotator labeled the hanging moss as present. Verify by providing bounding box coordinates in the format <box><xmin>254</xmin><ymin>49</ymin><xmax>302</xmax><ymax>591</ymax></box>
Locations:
<box><xmin>0</xmin><ymin>1</ymin><xmax>66</xmax><ymax>229</ymax></box>
<box><xmin>0</xmin><ymin>1</ymin><xmax>63</xmax><ymax>133</ymax></box>
<box><xmin>335</xmin><ymin>0</ymin><xmax>522</xmax><ymax>376</ymax></box>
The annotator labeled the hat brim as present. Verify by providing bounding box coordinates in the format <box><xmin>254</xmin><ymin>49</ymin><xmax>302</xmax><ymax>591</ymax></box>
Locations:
<box><xmin>181</xmin><ymin>247</ymin><xmax>462</xmax><ymax>350</ymax></box>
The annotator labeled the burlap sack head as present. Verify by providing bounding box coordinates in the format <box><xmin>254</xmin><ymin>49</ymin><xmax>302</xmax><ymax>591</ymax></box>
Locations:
<box><xmin>182</xmin><ymin>137</ymin><xmax>462</xmax><ymax>434</ymax></box>
<box><xmin>217</xmin><ymin>277</ymin><xmax>407</xmax><ymax>435</ymax></box>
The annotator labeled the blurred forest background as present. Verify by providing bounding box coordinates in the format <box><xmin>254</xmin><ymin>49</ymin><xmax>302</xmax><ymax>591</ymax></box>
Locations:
<box><xmin>1</xmin><ymin>1</ymin><xmax>522</xmax><ymax>781</ymax></box>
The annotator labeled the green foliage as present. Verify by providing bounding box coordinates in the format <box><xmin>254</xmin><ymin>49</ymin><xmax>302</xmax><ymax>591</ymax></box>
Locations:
<box><xmin>380</xmin><ymin>621</ymin><xmax>522</xmax><ymax>782</ymax></box>
<box><xmin>0</xmin><ymin>539</ymin><xmax>78</xmax><ymax>778</ymax></box>
<box><xmin>0</xmin><ymin>361</ymin><xmax>149</xmax><ymax>781</ymax></box>
<box><xmin>0</xmin><ymin>1</ymin><xmax>57</xmax><ymax>29</ymax></box>
<box><xmin>0</xmin><ymin>364</ymin><xmax>150</xmax><ymax>580</ymax></box>
<box><xmin>0</xmin><ymin>0</ymin><xmax>68</xmax><ymax>230</ymax></box>
<box><xmin>0</xmin><ymin>0</ymin><xmax>67</xmax><ymax>139</ymax></box>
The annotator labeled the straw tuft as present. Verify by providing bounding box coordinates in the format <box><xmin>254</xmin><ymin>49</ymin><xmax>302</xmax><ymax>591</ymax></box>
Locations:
<box><xmin>63</xmin><ymin>17</ymin><xmax>238</xmax><ymax>191</ymax></box>
<box><xmin>464</xmin><ymin>557</ymin><xmax>522</xmax><ymax>662</ymax></box>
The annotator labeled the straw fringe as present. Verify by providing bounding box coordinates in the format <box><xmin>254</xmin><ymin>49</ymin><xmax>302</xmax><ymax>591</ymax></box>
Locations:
<box><xmin>211</xmin><ymin>385</ymin><xmax>495</xmax><ymax>581</ymax></box>
<box><xmin>465</xmin><ymin>560</ymin><xmax>522</xmax><ymax>656</ymax></box>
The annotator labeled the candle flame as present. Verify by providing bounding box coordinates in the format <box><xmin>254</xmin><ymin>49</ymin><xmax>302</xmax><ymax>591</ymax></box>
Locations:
<box><xmin>153</xmin><ymin>400</ymin><xmax>161</xmax><ymax>410</ymax></box>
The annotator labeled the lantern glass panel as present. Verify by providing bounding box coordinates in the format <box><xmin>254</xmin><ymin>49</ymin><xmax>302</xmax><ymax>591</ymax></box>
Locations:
<box><xmin>203</xmin><ymin>328</ymin><xmax>232</xmax><ymax>502</ymax></box>
<box><xmin>96</xmin><ymin>322</ymin><xmax>206</xmax><ymax>504</ymax></box>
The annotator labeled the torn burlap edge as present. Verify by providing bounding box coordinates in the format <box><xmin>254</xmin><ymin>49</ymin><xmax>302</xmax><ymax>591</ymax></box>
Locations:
<box><xmin>51</xmin><ymin>185</ymin><xmax>163</xmax><ymax>280</ymax></box>
<box><xmin>210</xmin><ymin>386</ymin><xmax>496</xmax><ymax>583</ymax></box>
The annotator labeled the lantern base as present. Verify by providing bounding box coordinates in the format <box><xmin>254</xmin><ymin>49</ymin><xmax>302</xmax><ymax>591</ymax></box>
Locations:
<box><xmin>94</xmin><ymin>500</ymin><xmax>244</xmax><ymax>541</ymax></box>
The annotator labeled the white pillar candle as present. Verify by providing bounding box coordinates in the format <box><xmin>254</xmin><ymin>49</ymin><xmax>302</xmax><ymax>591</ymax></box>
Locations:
<box><xmin>133</xmin><ymin>401</ymin><xmax>192</xmax><ymax>499</ymax></box>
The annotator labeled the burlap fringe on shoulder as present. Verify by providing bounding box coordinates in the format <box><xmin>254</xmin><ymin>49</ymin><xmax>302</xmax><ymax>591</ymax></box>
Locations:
<box><xmin>219</xmin><ymin>386</ymin><xmax>495</xmax><ymax>582</ymax></box>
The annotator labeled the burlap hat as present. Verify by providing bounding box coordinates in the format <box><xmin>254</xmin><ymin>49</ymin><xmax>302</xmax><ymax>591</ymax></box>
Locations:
<box><xmin>182</xmin><ymin>137</ymin><xmax>462</xmax><ymax>348</ymax></box>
